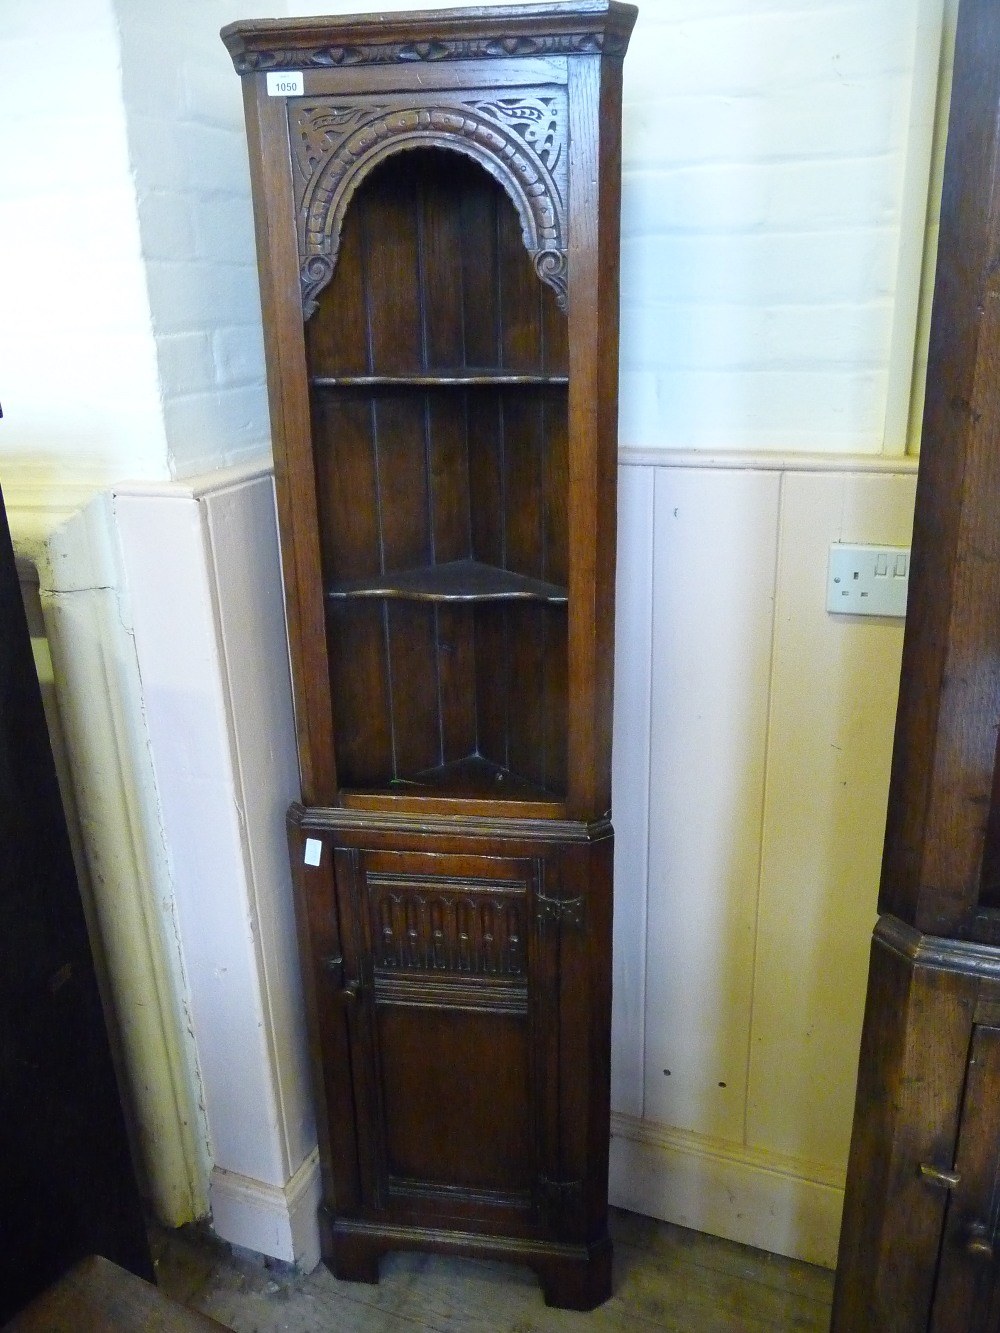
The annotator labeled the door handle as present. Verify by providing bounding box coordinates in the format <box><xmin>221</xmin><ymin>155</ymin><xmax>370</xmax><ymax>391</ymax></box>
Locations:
<box><xmin>322</xmin><ymin>953</ymin><xmax>361</xmax><ymax>1003</ymax></box>
<box><xmin>919</xmin><ymin>1162</ymin><xmax>961</xmax><ymax>1191</ymax></box>
<box><xmin>965</xmin><ymin>1221</ymin><xmax>996</xmax><ymax>1262</ymax></box>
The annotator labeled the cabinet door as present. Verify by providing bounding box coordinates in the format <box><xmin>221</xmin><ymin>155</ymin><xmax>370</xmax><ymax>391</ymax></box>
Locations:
<box><xmin>333</xmin><ymin>846</ymin><xmax>560</xmax><ymax>1232</ymax></box>
<box><xmin>930</xmin><ymin>1024</ymin><xmax>1000</xmax><ymax>1331</ymax></box>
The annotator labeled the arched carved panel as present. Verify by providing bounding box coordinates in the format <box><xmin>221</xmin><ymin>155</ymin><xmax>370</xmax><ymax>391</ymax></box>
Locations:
<box><xmin>289</xmin><ymin>91</ymin><xmax>569</xmax><ymax>317</ymax></box>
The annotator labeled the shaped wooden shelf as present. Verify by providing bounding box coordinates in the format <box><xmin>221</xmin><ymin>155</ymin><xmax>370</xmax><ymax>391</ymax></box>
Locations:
<box><xmin>327</xmin><ymin>558</ymin><xmax>567</xmax><ymax>605</ymax></box>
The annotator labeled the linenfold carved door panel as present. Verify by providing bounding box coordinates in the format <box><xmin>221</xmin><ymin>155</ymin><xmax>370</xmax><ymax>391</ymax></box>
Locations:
<box><xmin>333</xmin><ymin>849</ymin><xmax>550</xmax><ymax>1222</ymax></box>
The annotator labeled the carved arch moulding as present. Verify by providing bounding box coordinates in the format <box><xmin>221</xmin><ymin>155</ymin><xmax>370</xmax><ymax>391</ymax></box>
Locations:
<box><xmin>291</xmin><ymin>92</ymin><xmax>569</xmax><ymax>317</ymax></box>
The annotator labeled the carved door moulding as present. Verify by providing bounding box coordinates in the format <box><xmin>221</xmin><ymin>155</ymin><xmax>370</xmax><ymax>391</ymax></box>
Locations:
<box><xmin>292</xmin><ymin>92</ymin><xmax>569</xmax><ymax>316</ymax></box>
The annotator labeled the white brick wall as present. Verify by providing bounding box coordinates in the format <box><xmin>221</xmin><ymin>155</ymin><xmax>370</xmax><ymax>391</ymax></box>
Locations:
<box><xmin>0</xmin><ymin>0</ymin><xmax>166</xmax><ymax>487</ymax></box>
<box><xmin>115</xmin><ymin>0</ymin><xmax>274</xmax><ymax>479</ymax></box>
<box><xmin>0</xmin><ymin>0</ymin><xmax>943</xmax><ymax>483</ymax></box>
<box><xmin>619</xmin><ymin>0</ymin><xmax>923</xmax><ymax>453</ymax></box>
<box><xmin>288</xmin><ymin>0</ymin><xmax>936</xmax><ymax>457</ymax></box>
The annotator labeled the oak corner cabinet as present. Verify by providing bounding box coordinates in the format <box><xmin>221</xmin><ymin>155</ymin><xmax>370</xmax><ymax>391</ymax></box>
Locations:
<box><xmin>222</xmin><ymin>3</ymin><xmax>635</xmax><ymax>1310</ymax></box>
<box><xmin>831</xmin><ymin>0</ymin><xmax>1000</xmax><ymax>1328</ymax></box>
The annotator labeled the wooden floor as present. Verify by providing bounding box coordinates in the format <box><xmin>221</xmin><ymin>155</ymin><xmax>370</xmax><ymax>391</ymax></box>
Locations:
<box><xmin>152</xmin><ymin>1210</ymin><xmax>834</xmax><ymax>1333</ymax></box>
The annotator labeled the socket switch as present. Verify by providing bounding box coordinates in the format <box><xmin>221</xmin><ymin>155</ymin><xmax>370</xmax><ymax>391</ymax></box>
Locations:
<box><xmin>827</xmin><ymin>544</ymin><xmax>910</xmax><ymax>618</ymax></box>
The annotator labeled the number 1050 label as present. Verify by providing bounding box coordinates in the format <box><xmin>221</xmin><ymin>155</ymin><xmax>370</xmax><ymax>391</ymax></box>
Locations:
<box><xmin>266</xmin><ymin>71</ymin><xmax>304</xmax><ymax>97</ymax></box>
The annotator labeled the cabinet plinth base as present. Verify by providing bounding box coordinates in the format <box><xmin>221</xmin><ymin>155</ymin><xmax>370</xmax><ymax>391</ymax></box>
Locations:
<box><xmin>325</xmin><ymin>1216</ymin><xmax>613</xmax><ymax>1311</ymax></box>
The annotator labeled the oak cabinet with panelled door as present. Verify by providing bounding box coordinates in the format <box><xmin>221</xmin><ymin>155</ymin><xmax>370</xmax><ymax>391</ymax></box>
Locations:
<box><xmin>832</xmin><ymin>0</ymin><xmax>1000</xmax><ymax>1325</ymax></box>
<box><xmin>223</xmin><ymin>3</ymin><xmax>635</xmax><ymax>1308</ymax></box>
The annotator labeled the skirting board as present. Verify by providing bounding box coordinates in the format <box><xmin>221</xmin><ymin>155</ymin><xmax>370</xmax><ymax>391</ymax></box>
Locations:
<box><xmin>608</xmin><ymin>1113</ymin><xmax>845</xmax><ymax>1269</ymax></box>
<box><xmin>210</xmin><ymin>1148</ymin><xmax>322</xmax><ymax>1273</ymax></box>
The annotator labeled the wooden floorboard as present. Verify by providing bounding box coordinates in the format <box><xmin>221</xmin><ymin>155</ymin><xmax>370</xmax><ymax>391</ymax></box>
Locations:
<box><xmin>152</xmin><ymin>1210</ymin><xmax>834</xmax><ymax>1333</ymax></box>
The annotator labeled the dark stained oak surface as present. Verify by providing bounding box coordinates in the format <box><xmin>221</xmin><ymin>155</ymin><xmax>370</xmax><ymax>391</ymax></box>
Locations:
<box><xmin>227</xmin><ymin>3</ymin><xmax>633</xmax><ymax>1309</ymax></box>
<box><xmin>833</xmin><ymin>0</ymin><xmax>1000</xmax><ymax>1324</ymax></box>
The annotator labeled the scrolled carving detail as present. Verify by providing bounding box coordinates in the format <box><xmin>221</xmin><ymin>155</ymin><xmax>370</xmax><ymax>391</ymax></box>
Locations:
<box><xmin>292</xmin><ymin>92</ymin><xmax>569</xmax><ymax>316</ymax></box>
<box><xmin>295</xmin><ymin>104</ymin><xmax>385</xmax><ymax>179</ymax></box>
<box><xmin>534</xmin><ymin>249</ymin><xmax>568</xmax><ymax>312</ymax></box>
<box><xmin>300</xmin><ymin>253</ymin><xmax>335</xmax><ymax>319</ymax></box>
<box><xmin>469</xmin><ymin>96</ymin><xmax>562</xmax><ymax>171</ymax></box>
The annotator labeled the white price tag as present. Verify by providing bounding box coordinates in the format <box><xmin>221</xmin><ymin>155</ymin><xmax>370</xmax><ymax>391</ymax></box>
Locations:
<box><xmin>266</xmin><ymin>70</ymin><xmax>304</xmax><ymax>97</ymax></box>
<box><xmin>303</xmin><ymin>837</ymin><xmax>323</xmax><ymax>867</ymax></box>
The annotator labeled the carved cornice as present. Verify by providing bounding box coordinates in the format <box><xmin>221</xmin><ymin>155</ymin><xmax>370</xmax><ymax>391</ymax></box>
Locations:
<box><xmin>222</xmin><ymin>3</ymin><xmax>637</xmax><ymax>73</ymax></box>
<box><xmin>875</xmin><ymin>914</ymin><xmax>1000</xmax><ymax>978</ymax></box>
<box><xmin>291</xmin><ymin>92</ymin><xmax>569</xmax><ymax>317</ymax></box>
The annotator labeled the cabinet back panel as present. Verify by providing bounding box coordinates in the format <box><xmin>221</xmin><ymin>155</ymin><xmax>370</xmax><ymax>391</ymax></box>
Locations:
<box><xmin>541</xmin><ymin>272</ymin><xmax>569</xmax><ymax>376</ymax></box>
<box><xmin>466</xmin><ymin>393</ymin><xmax>505</xmax><ymax>567</ymax></box>
<box><xmin>504</xmin><ymin>396</ymin><xmax>549</xmax><ymax>579</ymax></box>
<box><xmin>427</xmin><ymin>396</ymin><xmax>472</xmax><ymax>565</ymax></box>
<box><xmin>327</xmin><ymin>602</ymin><xmax>394</xmax><ymax>785</ymax></box>
<box><xmin>313</xmin><ymin>387</ymin><xmax>569</xmax><ymax>585</ymax></box>
<box><xmin>362</xmin><ymin>171</ymin><xmax>424</xmax><ymax>372</ymax></box>
<box><xmin>327</xmin><ymin>601</ymin><xmax>566</xmax><ymax>796</ymax></box>
<box><xmin>498</xmin><ymin>182</ymin><xmax>543</xmax><ymax>372</ymax></box>
<box><xmin>307</xmin><ymin>148</ymin><xmax>567</xmax><ymax>377</ymax></box>
<box><xmin>371</xmin><ymin>395</ymin><xmax>433</xmax><ymax>571</ymax></box>
<box><xmin>474</xmin><ymin>604</ymin><xmax>568</xmax><ymax>795</ymax></box>
<box><xmin>460</xmin><ymin>177</ymin><xmax>502</xmax><ymax>368</ymax></box>
<box><xmin>385</xmin><ymin>603</ymin><xmax>443</xmax><ymax>777</ymax></box>
<box><xmin>506</xmin><ymin>604</ymin><xmax>548</xmax><ymax>786</ymax></box>
<box><xmin>437</xmin><ymin>605</ymin><xmax>479</xmax><ymax>761</ymax></box>
<box><xmin>543</xmin><ymin>396</ymin><xmax>569</xmax><ymax>587</ymax></box>
<box><xmin>305</xmin><ymin>199</ymin><xmax>370</xmax><ymax>374</ymax></box>
<box><xmin>420</xmin><ymin>164</ymin><xmax>468</xmax><ymax>367</ymax></box>
<box><xmin>312</xmin><ymin>393</ymin><xmax>382</xmax><ymax>581</ymax></box>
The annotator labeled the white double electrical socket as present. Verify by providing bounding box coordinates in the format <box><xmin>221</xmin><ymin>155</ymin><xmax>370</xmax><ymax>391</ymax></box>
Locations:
<box><xmin>827</xmin><ymin>544</ymin><xmax>910</xmax><ymax>618</ymax></box>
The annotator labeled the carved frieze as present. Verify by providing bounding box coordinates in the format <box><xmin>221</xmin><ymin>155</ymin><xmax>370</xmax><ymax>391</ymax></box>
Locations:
<box><xmin>291</xmin><ymin>89</ymin><xmax>569</xmax><ymax>317</ymax></box>
<box><xmin>367</xmin><ymin>873</ymin><xmax>527</xmax><ymax>977</ymax></box>
<box><xmin>229</xmin><ymin>28</ymin><xmax>627</xmax><ymax>74</ymax></box>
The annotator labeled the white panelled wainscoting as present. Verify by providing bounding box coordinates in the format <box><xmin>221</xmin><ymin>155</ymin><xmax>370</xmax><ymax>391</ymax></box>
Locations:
<box><xmin>8</xmin><ymin>448</ymin><xmax>914</xmax><ymax>1271</ymax></box>
<box><xmin>7</xmin><ymin>467</ymin><xmax>321</xmax><ymax>1268</ymax></box>
<box><xmin>610</xmin><ymin>449</ymin><xmax>916</xmax><ymax>1266</ymax></box>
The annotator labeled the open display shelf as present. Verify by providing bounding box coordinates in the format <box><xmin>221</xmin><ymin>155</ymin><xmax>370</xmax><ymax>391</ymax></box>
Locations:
<box><xmin>359</xmin><ymin>753</ymin><xmax>562</xmax><ymax>803</ymax></box>
<box><xmin>326</xmin><ymin>558</ymin><xmax>568</xmax><ymax>605</ymax></box>
<box><xmin>309</xmin><ymin>146</ymin><xmax>570</xmax><ymax>804</ymax></box>
<box><xmin>311</xmin><ymin>371</ymin><xmax>569</xmax><ymax>387</ymax></box>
